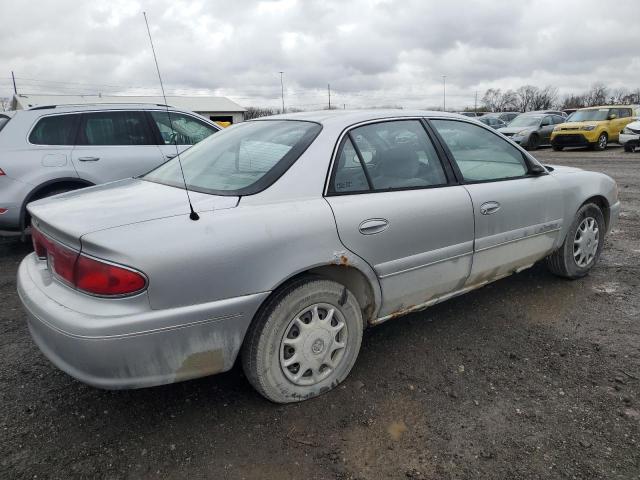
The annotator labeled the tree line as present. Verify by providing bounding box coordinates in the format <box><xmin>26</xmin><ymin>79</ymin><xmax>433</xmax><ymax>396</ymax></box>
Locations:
<box><xmin>478</xmin><ymin>83</ymin><xmax>640</xmax><ymax>113</ymax></box>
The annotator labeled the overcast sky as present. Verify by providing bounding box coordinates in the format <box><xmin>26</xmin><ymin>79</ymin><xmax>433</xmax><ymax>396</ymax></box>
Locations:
<box><xmin>1</xmin><ymin>0</ymin><xmax>639</xmax><ymax>110</ymax></box>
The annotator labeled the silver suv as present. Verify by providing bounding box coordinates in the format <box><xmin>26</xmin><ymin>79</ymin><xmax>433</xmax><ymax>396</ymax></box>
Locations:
<box><xmin>0</xmin><ymin>103</ymin><xmax>220</xmax><ymax>233</ymax></box>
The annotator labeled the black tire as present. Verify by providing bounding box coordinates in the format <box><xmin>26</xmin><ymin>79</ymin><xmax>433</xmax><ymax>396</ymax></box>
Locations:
<box><xmin>594</xmin><ymin>133</ymin><xmax>608</xmax><ymax>151</ymax></box>
<box><xmin>526</xmin><ymin>134</ymin><xmax>540</xmax><ymax>150</ymax></box>
<box><xmin>624</xmin><ymin>144</ymin><xmax>634</xmax><ymax>153</ymax></box>
<box><xmin>242</xmin><ymin>277</ymin><xmax>364</xmax><ymax>403</ymax></box>
<box><xmin>552</xmin><ymin>145</ymin><xmax>563</xmax><ymax>151</ymax></box>
<box><xmin>545</xmin><ymin>203</ymin><xmax>605</xmax><ymax>279</ymax></box>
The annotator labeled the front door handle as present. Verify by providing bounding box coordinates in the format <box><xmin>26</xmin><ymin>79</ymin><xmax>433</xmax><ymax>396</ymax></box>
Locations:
<box><xmin>165</xmin><ymin>153</ymin><xmax>178</xmax><ymax>160</ymax></box>
<box><xmin>480</xmin><ymin>201</ymin><xmax>501</xmax><ymax>215</ymax></box>
<box><xmin>78</xmin><ymin>156</ymin><xmax>100</xmax><ymax>162</ymax></box>
<box><xmin>359</xmin><ymin>218</ymin><xmax>389</xmax><ymax>235</ymax></box>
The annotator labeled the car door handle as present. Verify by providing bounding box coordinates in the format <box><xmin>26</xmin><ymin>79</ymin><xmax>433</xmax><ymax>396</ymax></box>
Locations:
<box><xmin>359</xmin><ymin>218</ymin><xmax>389</xmax><ymax>235</ymax></box>
<box><xmin>480</xmin><ymin>201</ymin><xmax>501</xmax><ymax>215</ymax></box>
<box><xmin>78</xmin><ymin>156</ymin><xmax>100</xmax><ymax>162</ymax></box>
<box><xmin>165</xmin><ymin>153</ymin><xmax>178</xmax><ymax>160</ymax></box>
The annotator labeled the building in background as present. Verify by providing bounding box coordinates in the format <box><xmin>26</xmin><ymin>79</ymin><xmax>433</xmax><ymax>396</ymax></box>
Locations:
<box><xmin>11</xmin><ymin>94</ymin><xmax>246</xmax><ymax>126</ymax></box>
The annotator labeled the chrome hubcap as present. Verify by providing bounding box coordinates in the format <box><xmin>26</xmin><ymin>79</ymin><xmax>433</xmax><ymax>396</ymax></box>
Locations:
<box><xmin>280</xmin><ymin>303</ymin><xmax>348</xmax><ymax>386</ymax></box>
<box><xmin>599</xmin><ymin>135</ymin><xmax>607</xmax><ymax>148</ymax></box>
<box><xmin>574</xmin><ymin>217</ymin><xmax>599</xmax><ymax>267</ymax></box>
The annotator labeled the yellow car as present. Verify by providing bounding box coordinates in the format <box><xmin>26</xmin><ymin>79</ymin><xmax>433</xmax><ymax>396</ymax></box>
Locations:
<box><xmin>551</xmin><ymin>106</ymin><xmax>639</xmax><ymax>151</ymax></box>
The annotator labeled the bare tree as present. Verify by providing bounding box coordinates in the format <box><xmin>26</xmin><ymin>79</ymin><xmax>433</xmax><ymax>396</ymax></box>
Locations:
<box><xmin>584</xmin><ymin>83</ymin><xmax>609</xmax><ymax>106</ymax></box>
<box><xmin>481</xmin><ymin>88</ymin><xmax>517</xmax><ymax>112</ymax></box>
<box><xmin>244</xmin><ymin>106</ymin><xmax>277</xmax><ymax>120</ymax></box>
<box><xmin>532</xmin><ymin>85</ymin><xmax>559</xmax><ymax>110</ymax></box>
<box><xmin>515</xmin><ymin>85</ymin><xmax>538</xmax><ymax>112</ymax></box>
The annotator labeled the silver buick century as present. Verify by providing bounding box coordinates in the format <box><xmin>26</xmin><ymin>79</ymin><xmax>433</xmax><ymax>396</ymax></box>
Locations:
<box><xmin>17</xmin><ymin>110</ymin><xmax>620</xmax><ymax>403</ymax></box>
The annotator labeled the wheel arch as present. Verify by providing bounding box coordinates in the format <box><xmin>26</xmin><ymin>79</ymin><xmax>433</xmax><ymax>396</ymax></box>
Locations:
<box><xmin>581</xmin><ymin>194</ymin><xmax>610</xmax><ymax>230</ymax></box>
<box><xmin>20</xmin><ymin>177</ymin><xmax>94</xmax><ymax>230</ymax></box>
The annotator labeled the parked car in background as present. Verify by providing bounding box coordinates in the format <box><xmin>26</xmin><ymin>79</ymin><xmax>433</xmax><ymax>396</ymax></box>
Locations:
<box><xmin>498</xmin><ymin>113</ymin><xmax>566</xmax><ymax>149</ymax></box>
<box><xmin>456</xmin><ymin>112</ymin><xmax>490</xmax><ymax>117</ymax></box>
<box><xmin>478</xmin><ymin>115</ymin><xmax>507</xmax><ymax>129</ymax></box>
<box><xmin>526</xmin><ymin>109</ymin><xmax>568</xmax><ymax>118</ymax></box>
<box><xmin>482</xmin><ymin>112</ymin><xmax>520</xmax><ymax>124</ymax></box>
<box><xmin>0</xmin><ymin>104</ymin><xmax>220</xmax><ymax>233</ymax></box>
<box><xmin>17</xmin><ymin>110</ymin><xmax>619</xmax><ymax>403</ymax></box>
<box><xmin>620</xmin><ymin>118</ymin><xmax>640</xmax><ymax>152</ymax></box>
<box><xmin>551</xmin><ymin>106</ymin><xmax>638</xmax><ymax>150</ymax></box>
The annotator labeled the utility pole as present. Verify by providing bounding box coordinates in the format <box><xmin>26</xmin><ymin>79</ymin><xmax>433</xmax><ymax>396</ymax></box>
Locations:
<box><xmin>474</xmin><ymin>90</ymin><xmax>478</xmax><ymax>113</ymax></box>
<box><xmin>442</xmin><ymin>75</ymin><xmax>447</xmax><ymax>112</ymax></box>
<box><xmin>279</xmin><ymin>71</ymin><xmax>285</xmax><ymax>114</ymax></box>
<box><xmin>11</xmin><ymin>71</ymin><xmax>17</xmax><ymax>94</ymax></box>
<box><xmin>328</xmin><ymin>83</ymin><xmax>331</xmax><ymax>110</ymax></box>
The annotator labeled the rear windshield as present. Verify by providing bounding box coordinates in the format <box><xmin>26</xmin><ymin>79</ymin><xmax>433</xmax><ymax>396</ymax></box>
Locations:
<box><xmin>0</xmin><ymin>115</ymin><xmax>10</xmax><ymax>133</ymax></box>
<box><xmin>509</xmin><ymin>115</ymin><xmax>542</xmax><ymax>127</ymax></box>
<box><xmin>143</xmin><ymin>120</ymin><xmax>322</xmax><ymax>195</ymax></box>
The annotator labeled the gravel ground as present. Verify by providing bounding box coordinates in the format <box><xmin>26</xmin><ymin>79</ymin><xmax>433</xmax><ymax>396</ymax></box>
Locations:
<box><xmin>1</xmin><ymin>147</ymin><xmax>639</xmax><ymax>480</ymax></box>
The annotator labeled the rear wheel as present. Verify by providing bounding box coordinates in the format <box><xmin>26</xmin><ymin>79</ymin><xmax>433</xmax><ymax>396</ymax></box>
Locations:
<box><xmin>552</xmin><ymin>145</ymin><xmax>563</xmax><ymax>151</ymax></box>
<box><xmin>624</xmin><ymin>144</ymin><xmax>634</xmax><ymax>153</ymax></box>
<box><xmin>242</xmin><ymin>277</ymin><xmax>364</xmax><ymax>403</ymax></box>
<box><xmin>545</xmin><ymin>203</ymin><xmax>605</xmax><ymax>279</ymax></box>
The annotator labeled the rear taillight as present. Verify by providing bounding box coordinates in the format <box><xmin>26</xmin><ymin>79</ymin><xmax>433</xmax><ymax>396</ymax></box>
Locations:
<box><xmin>75</xmin><ymin>255</ymin><xmax>147</xmax><ymax>296</ymax></box>
<box><xmin>31</xmin><ymin>226</ymin><xmax>147</xmax><ymax>297</ymax></box>
<box><xmin>0</xmin><ymin>168</ymin><xmax>5</xmax><ymax>176</ymax></box>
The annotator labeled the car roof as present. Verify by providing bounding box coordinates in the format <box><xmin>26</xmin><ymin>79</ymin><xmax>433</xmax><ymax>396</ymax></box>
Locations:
<box><xmin>252</xmin><ymin>109</ymin><xmax>467</xmax><ymax>127</ymax></box>
<box><xmin>24</xmin><ymin>103</ymin><xmax>177</xmax><ymax>113</ymax></box>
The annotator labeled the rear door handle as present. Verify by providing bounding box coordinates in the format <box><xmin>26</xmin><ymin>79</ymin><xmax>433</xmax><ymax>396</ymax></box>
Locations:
<box><xmin>480</xmin><ymin>201</ymin><xmax>501</xmax><ymax>215</ymax></box>
<box><xmin>78</xmin><ymin>156</ymin><xmax>100</xmax><ymax>162</ymax></box>
<box><xmin>165</xmin><ymin>154</ymin><xmax>178</xmax><ymax>160</ymax></box>
<box><xmin>359</xmin><ymin>218</ymin><xmax>389</xmax><ymax>235</ymax></box>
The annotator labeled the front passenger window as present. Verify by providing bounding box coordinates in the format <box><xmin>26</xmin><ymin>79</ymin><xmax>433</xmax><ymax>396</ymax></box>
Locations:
<box><xmin>431</xmin><ymin>119</ymin><xmax>528</xmax><ymax>182</ymax></box>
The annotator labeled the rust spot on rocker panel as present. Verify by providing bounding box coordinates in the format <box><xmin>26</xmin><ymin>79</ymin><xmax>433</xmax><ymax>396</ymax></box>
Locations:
<box><xmin>175</xmin><ymin>350</ymin><xmax>224</xmax><ymax>382</ymax></box>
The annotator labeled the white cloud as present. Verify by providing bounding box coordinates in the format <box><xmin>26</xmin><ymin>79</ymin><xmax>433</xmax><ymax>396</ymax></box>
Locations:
<box><xmin>1</xmin><ymin>0</ymin><xmax>639</xmax><ymax>109</ymax></box>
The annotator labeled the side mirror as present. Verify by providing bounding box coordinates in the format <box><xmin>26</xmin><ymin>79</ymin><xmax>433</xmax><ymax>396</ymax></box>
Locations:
<box><xmin>529</xmin><ymin>163</ymin><xmax>547</xmax><ymax>175</ymax></box>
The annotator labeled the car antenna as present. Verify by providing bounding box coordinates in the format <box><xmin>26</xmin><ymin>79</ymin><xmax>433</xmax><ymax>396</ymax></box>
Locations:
<box><xmin>143</xmin><ymin>11</ymin><xmax>199</xmax><ymax>221</ymax></box>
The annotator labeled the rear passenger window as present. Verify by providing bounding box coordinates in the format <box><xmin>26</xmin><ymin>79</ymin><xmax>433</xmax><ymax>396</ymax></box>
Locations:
<box><xmin>617</xmin><ymin>108</ymin><xmax>631</xmax><ymax>119</ymax></box>
<box><xmin>79</xmin><ymin>111</ymin><xmax>154</xmax><ymax>146</ymax></box>
<box><xmin>29</xmin><ymin>114</ymin><xmax>79</xmax><ymax>145</ymax></box>
<box><xmin>432</xmin><ymin>119</ymin><xmax>528</xmax><ymax>182</ymax></box>
<box><xmin>331</xmin><ymin>120</ymin><xmax>447</xmax><ymax>193</ymax></box>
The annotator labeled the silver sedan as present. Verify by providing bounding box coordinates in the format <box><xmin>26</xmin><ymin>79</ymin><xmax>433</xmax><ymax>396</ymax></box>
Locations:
<box><xmin>17</xmin><ymin>111</ymin><xmax>620</xmax><ymax>403</ymax></box>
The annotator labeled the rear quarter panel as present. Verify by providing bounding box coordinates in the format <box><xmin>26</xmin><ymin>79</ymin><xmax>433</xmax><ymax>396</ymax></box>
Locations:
<box><xmin>79</xmin><ymin>198</ymin><xmax>382</xmax><ymax>313</ymax></box>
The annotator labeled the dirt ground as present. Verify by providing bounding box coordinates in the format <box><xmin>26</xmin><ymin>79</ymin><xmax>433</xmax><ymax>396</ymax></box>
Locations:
<box><xmin>1</xmin><ymin>146</ymin><xmax>639</xmax><ymax>480</ymax></box>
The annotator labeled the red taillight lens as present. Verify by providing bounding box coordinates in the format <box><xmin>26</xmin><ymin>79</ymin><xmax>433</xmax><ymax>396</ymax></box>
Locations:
<box><xmin>0</xmin><ymin>168</ymin><xmax>5</xmax><ymax>176</ymax></box>
<box><xmin>75</xmin><ymin>255</ymin><xmax>146</xmax><ymax>296</ymax></box>
<box><xmin>32</xmin><ymin>226</ymin><xmax>49</xmax><ymax>259</ymax></box>
<box><xmin>31</xmin><ymin>225</ymin><xmax>146</xmax><ymax>296</ymax></box>
<box><xmin>48</xmin><ymin>240</ymin><xmax>78</xmax><ymax>285</ymax></box>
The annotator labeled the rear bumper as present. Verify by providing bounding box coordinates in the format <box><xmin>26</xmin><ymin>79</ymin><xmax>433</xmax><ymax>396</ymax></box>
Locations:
<box><xmin>17</xmin><ymin>254</ymin><xmax>269</xmax><ymax>389</ymax></box>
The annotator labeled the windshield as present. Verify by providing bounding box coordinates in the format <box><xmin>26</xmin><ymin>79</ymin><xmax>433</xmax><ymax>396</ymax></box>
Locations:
<box><xmin>567</xmin><ymin>109</ymin><xmax>610</xmax><ymax>122</ymax></box>
<box><xmin>0</xmin><ymin>115</ymin><xmax>10</xmax><ymax>133</ymax></box>
<box><xmin>508</xmin><ymin>116</ymin><xmax>542</xmax><ymax>128</ymax></box>
<box><xmin>143</xmin><ymin>120</ymin><xmax>322</xmax><ymax>195</ymax></box>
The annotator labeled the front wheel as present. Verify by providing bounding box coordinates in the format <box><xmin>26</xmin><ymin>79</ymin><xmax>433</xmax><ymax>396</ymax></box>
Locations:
<box><xmin>624</xmin><ymin>144</ymin><xmax>634</xmax><ymax>153</ymax></box>
<box><xmin>545</xmin><ymin>203</ymin><xmax>605</xmax><ymax>279</ymax></box>
<box><xmin>242</xmin><ymin>277</ymin><xmax>364</xmax><ymax>403</ymax></box>
<box><xmin>526</xmin><ymin>134</ymin><xmax>540</xmax><ymax>150</ymax></box>
<box><xmin>594</xmin><ymin>133</ymin><xmax>608</xmax><ymax>151</ymax></box>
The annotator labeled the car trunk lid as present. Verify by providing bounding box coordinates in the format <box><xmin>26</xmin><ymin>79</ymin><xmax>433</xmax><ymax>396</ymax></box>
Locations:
<box><xmin>28</xmin><ymin>178</ymin><xmax>239</xmax><ymax>249</ymax></box>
